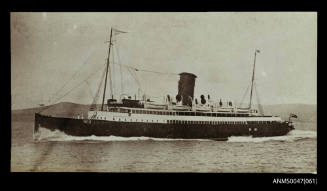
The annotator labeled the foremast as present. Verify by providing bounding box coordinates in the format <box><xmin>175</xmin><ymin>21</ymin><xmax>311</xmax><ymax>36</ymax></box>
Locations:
<box><xmin>249</xmin><ymin>49</ymin><xmax>260</xmax><ymax>110</ymax></box>
<box><xmin>101</xmin><ymin>28</ymin><xmax>113</xmax><ymax>111</ymax></box>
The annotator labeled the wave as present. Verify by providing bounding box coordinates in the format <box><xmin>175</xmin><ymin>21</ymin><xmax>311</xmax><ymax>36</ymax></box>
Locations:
<box><xmin>227</xmin><ymin>130</ymin><xmax>316</xmax><ymax>143</ymax></box>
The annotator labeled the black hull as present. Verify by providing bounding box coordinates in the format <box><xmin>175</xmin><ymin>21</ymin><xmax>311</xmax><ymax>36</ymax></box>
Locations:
<box><xmin>34</xmin><ymin>113</ymin><xmax>293</xmax><ymax>140</ymax></box>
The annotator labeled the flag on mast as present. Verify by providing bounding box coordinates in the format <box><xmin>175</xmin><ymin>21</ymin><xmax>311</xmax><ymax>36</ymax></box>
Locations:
<box><xmin>112</xmin><ymin>28</ymin><xmax>128</xmax><ymax>36</ymax></box>
<box><xmin>256</xmin><ymin>49</ymin><xmax>260</xmax><ymax>53</ymax></box>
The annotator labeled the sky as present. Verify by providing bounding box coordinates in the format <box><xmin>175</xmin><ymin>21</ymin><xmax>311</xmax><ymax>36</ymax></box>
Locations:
<box><xmin>11</xmin><ymin>12</ymin><xmax>317</xmax><ymax>110</ymax></box>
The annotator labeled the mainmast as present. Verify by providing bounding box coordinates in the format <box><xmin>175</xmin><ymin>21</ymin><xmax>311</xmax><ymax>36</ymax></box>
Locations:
<box><xmin>101</xmin><ymin>28</ymin><xmax>113</xmax><ymax>111</ymax></box>
<box><xmin>249</xmin><ymin>49</ymin><xmax>260</xmax><ymax>109</ymax></box>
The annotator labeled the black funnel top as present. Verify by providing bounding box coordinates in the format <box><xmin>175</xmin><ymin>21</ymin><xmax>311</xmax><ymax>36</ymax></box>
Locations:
<box><xmin>178</xmin><ymin>72</ymin><xmax>197</xmax><ymax>106</ymax></box>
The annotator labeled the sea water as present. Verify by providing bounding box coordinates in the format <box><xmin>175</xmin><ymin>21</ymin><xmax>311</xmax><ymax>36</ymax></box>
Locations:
<box><xmin>11</xmin><ymin>121</ymin><xmax>317</xmax><ymax>172</ymax></box>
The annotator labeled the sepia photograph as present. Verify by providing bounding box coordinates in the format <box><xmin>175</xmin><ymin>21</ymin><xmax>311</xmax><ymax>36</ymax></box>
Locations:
<box><xmin>11</xmin><ymin>12</ymin><xmax>317</xmax><ymax>173</ymax></box>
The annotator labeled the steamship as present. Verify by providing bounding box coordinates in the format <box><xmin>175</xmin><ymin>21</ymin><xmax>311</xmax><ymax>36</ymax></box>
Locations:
<box><xmin>34</xmin><ymin>28</ymin><xmax>295</xmax><ymax>140</ymax></box>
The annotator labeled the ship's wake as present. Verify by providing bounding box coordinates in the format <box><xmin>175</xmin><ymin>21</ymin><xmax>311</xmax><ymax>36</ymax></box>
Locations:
<box><xmin>227</xmin><ymin>130</ymin><xmax>316</xmax><ymax>143</ymax></box>
<box><xmin>33</xmin><ymin>128</ymin><xmax>316</xmax><ymax>143</ymax></box>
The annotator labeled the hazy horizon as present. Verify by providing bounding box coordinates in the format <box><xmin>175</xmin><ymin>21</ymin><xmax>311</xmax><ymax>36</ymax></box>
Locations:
<box><xmin>11</xmin><ymin>12</ymin><xmax>317</xmax><ymax>110</ymax></box>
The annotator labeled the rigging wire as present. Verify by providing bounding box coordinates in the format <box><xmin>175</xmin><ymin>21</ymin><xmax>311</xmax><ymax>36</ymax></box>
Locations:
<box><xmin>90</xmin><ymin>62</ymin><xmax>107</xmax><ymax>111</ymax></box>
<box><xmin>48</xmin><ymin>46</ymin><xmax>96</xmax><ymax>104</ymax></box>
<box><xmin>254</xmin><ymin>82</ymin><xmax>264</xmax><ymax>115</ymax></box>
<box><xmin>85</xmin><ymin>80</ymin><xmax>95</xmax><ymax>101</ymax></box>
<box><xmin>126</xmin><ymin>67</ymin><xmax>144</xmax><ymax>99</ymax></box>
<box><xmin>114</xmin><ymin>39</ymin><xmax>124</xmax><ymax>94</ymax></box>
<box><xmin>53</xmin><ymin>63</ymin><xmax>106</xmax><ymax>105</ymax></box>
<box><xmin>238</xmin><ymin>84</ymin><xmax>250</xmax><ymax>108</ymax></box>
<box><xmin>110</xmin><ymin>62</ymin><xmax>179</xmax><ymax>76</ymax></box>
<box><xmin>38</xmin><ymin>63</ymin><xmax>107</xmax><ymax>114</ymax></box>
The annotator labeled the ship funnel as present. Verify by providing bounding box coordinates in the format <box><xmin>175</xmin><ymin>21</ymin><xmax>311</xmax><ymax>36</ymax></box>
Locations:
<box><xmin>178</xmin><ymin>72</ymin><xmax>197</xmax><ymax>106</ymax></box>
